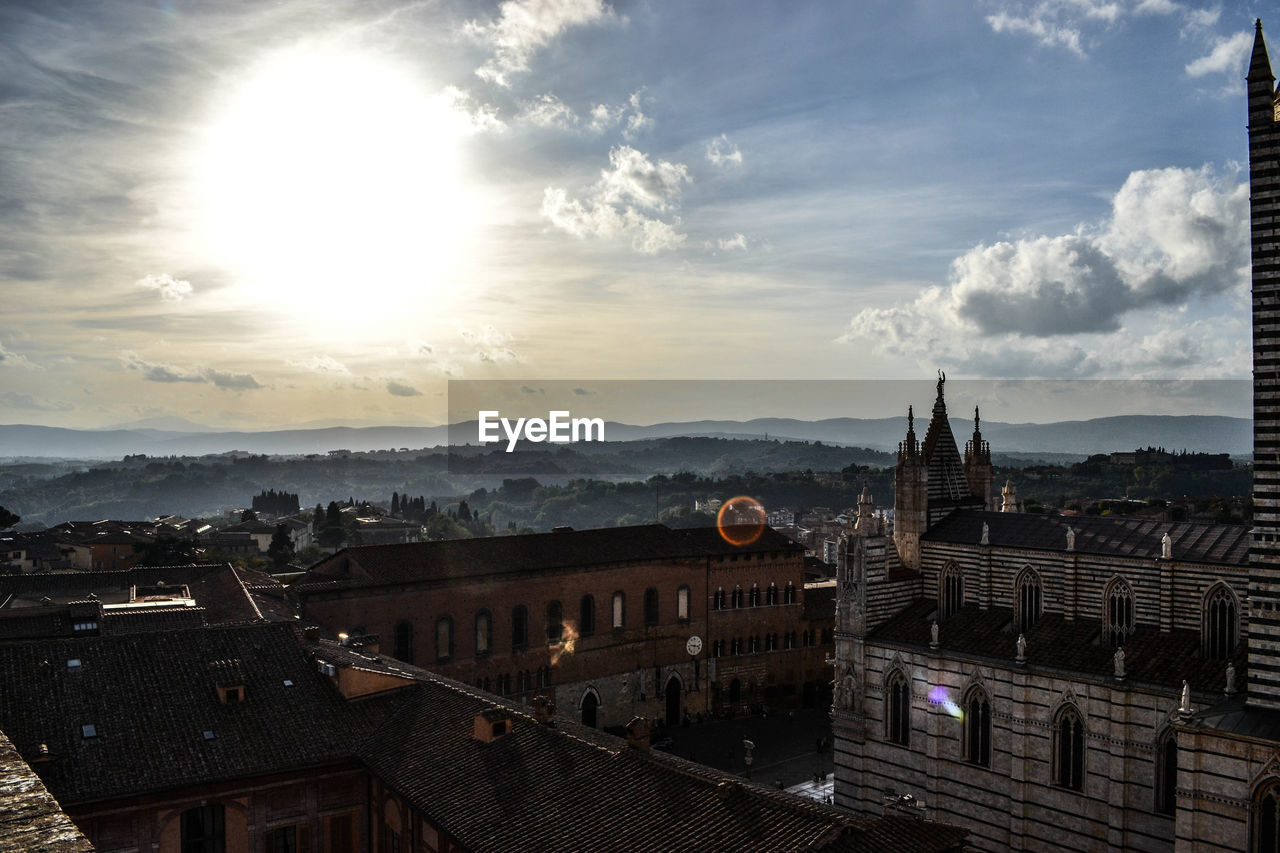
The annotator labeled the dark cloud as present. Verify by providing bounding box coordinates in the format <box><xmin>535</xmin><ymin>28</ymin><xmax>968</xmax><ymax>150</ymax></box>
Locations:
<box><xmin>386</xmin><ymin>380</ymin><xmax>422</xmax><ymax>397</ymax></box>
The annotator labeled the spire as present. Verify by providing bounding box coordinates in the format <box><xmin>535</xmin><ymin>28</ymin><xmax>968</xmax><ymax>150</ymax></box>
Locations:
<box><xmin>932</xmin><ymin>370</ymin><xmax>947</xmax><ymax>421</ymax></box>
<box><xmin>972</xmin><ymin>406</ymin><xmax>982</xmax><ymax>444</ymax></box>
<box><xmin>1251</xmin><ymin>19</ymin><xmax>1274</xmax><ymax>84</ymax></box>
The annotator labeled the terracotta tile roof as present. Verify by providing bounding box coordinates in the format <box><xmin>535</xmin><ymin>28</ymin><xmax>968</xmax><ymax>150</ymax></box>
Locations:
<box><xmin>871</xmin><ymin>599</ymin><xmax>1242</xmax><ymax>696</ymax></box>
<box><xmin>297</xmin><ymin>524</ymin><xmax>801</xmax><ymax>592</ymax></box>
<box><xmin>922</xmin><ymin>510</ymin><xmax>1250</xmax><ymax>566</ymax></box>
<box><xmin>360</xmin><ymin>681</ymin><xmax>966</xmax><ymax>853</ymax></box>
<box><xmin>0</xmin><ymin>622</ymin><xmax>382</xmax><ymax>804</ymax></box>
<box><xmin>0</xmin><ymin>564</ymin><xmax>261</xmax><ymax>627</ymax></box>
<box><xmin>0</xmin><ymin>730</ymin><xmax>93</xmax><ymax>852</ymax></box>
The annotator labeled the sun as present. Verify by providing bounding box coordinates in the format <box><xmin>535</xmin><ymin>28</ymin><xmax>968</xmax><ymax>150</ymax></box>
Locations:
<box><xmin>190</xmin><ymin>43</ymin><xmax>479</xmax><ymax>326</ymax></box>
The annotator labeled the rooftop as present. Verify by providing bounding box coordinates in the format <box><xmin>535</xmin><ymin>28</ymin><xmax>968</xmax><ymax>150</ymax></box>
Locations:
<box><xmin>922</xmin><ymin>510</ymin><xmax>1250</xmax><ymax>567</ymax></box>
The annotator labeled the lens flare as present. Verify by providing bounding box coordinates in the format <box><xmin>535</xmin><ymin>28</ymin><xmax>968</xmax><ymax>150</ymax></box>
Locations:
<box><xmin>550</xmin><ymin>622</ymin><xmax>579</xmax><ymax>666</ymax></box>
<box><xmin>928</xmin><ymin>684</ymin><xmax>963</xmax><ymax>720</ymax></box>
<box><xmin>717</xmin><ymin>496</ymin><xmax>767</xmax><ymax>546</ymax></box>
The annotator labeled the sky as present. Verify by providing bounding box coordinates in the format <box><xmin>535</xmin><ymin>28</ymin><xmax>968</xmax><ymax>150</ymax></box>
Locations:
<box><xmin>0</xmin><ymin>0</ymin><xmax>1270</xmax><ymax>429</ymax></box>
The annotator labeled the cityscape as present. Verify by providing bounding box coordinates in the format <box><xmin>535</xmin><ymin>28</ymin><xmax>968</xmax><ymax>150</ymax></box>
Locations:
<box><xmin>1</xmin><ymin>2</ymin><xmax>1276</xmax><ymax>852</ymax></box>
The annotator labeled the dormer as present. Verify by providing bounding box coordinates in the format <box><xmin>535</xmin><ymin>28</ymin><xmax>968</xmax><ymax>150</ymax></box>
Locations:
<box><xmin>473</xmin><ymin>709</ymin><xmax>514</xmax><ymax>743</ymax></box>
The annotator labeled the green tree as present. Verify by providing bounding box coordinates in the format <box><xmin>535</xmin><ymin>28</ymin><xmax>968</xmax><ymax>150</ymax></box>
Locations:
<box><xmin>0</xmin><ymin>506</ymin><xmax>18</xmax><ymax>530</ymax></box>
<box><xmin>267</xmin><ymin>523</ymin><xmax>295</xmax><ymax>569</ymax></box>
<box><xmin>240</xmin><ymin>508</ymin><xmax>258</xmax><ymax>523</ymax></box>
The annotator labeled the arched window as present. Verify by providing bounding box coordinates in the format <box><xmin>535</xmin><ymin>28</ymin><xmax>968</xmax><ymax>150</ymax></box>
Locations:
<box><xmin>1016</xmin><ymin>568</ymin><xmax>1043</xmax><ymax>632</ymax></box>
<box><xmin>546</xmin><ymin>600</ymin><xmax>563</xmax><ymax>643</ymax></box>
<box><xmin>435</xmin><ymin>616</ymin><xmax>453</xmax><ymax>662</ymax></box>
<box><xmin>474</xmin><ymin>610</ymin><xmax>492</xmax><ymax>657</ymax></box>
<box><xmin>1204</xmin><ymin>584</ymin><xmax>1239</xmax><ymax>660</ymax></box>
<box><xmin>732</xmin><ymin>585</ymin><xmax>744</xmax><ymax>608</ymax></box>
<box><xmin>784</xmin><ymin>582</ymin><xmax>796</xmax><ymax>605</ymax></box>
<box><xmin>767</xmin><ymin>583</ymin><xmax>778</xmax><ymax>605</ymax></box>
<box><xmin>750</xmin><ymin>584</ymin><xmax>761</xmax><ymax>607</ymax></box>
<box><xmin>393</xmin><ymin>620</ymin><xmax>413</xmax><ymax>664</ymax></box>
<box><xmin>580</xmin><ymin>594</ymin><xmax>596</xmax><ymax>637</ymax></box>
<box><xmin>612</xmin><ymin>591</ymin><xmax>626</xmax><ymax>629</ymax></box>
<box><xmin>964</xmin><ymin>686</ymin><xmax>991</xmax><ymax>767</ymax></box>
<box><xmin>181</xmin><ymin>804</ymin><xmax>225</xmax><ymax>853</ymax></box>
<box><xmin>712</xmin><ymin>639</ymin><xmax>723</xmax><ymax>658</ymax></box>
<box><xmin>677</xmin><ymin>585</ymin><xmax>690</xmax><ymax>622</ymax></box>
<box><xmin>643</xmin><ymin>587</ymin><xmax>659</xmax><ymax>626</ymax></box>
<box><xmin>1254</xmin><ymin>778</ymin><xmax>1280</xmax><ymax>852</ymax></box>
<box><xmin>512</xmin><ymin>605</ymin><xmax>528</xmax><ymax>650</ymax></box>
<box><xmin>1053</xmin><ymin>704</ymin><xmax>1085</xmax><ymax>790</ymax></box>
<box><xmin>1156</xmin><ymin>729</ymin><xmax>1177</xmax><ymax>816</ymax></box>
<box><xmin>886</xmin><ymin>670</ymin><xmax>910</xmax><ymax>746</ymax></box>
<box><xmin>1105</xmin><ymin>577</ymin><xmax>1135</xmax><ymax>648</ymax></box>
<box><xmin>940</xmin><ymin>563</ymin><xmax>962</xmax><ymax>619</ymax></box>
<box><xmin>714</xmin><ymin>587</ymin><xmax>726</xmax><ymax>610</ymax></box>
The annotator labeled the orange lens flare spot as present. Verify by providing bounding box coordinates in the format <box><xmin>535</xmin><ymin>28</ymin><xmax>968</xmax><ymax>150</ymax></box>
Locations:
<box><xmin>717</xmin><ymin>496</ymin><xmax>766</xmax><ymax>547</ymax></box>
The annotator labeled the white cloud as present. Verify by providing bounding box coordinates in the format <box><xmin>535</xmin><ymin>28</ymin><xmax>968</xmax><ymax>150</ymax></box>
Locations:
<box><xmin>290</xmin><ymin>355</ymin><xmax>350</xmax><ymax>374</ymax></box>
<box><xmin>1134</xmin><ymin>0</ymin><xmax>1178</xmax><ymax>14</ymax></box>
<box><xmin>717</xmin><ymin>233</ymin><xmax>748</xmax><ymax>251</ymax></box>
<box><xmin>986</xmin><ymin>9</ymin><xmax>1086</xmax><ymax>55</ymax></box>
<box><xmin>1185</xmin><ymin>32</ymin><xmax>1252</xmax><ymax>79</ymax></box>
<box><xmin>0</xmin><ymin>341</ymin><xmax>34</xmax><ymax>369</ymax></box>
<box><xmin>542</xmin><ymin>146</ymin><xmax>691</xmax><ymax>253</ymax></box>
<box><xmin>520</xmin><ymin>93</ymin><xmax>579</xmax><ymax>128</ymax></box>
<box><xmin>465</xmin><ymin>0</ymin><xmax>612</xmax><ymax>86</ymax></box>
<box><xmin>622</xmin><ymin>91</ymin><xmax>652</xmax><ymax>139</ymax></box>
<box><xmin>442</xmin><ymin>87</ymin><xmax>507</xmax><ymax>133</ymax></box>
<box><xmin>839</xmin><ymin>165</ymin><xmax>1248</xmax><ymax>377</ymax></box>
<box><xmin>137</xmin><ymin>272</ymin><xmax>193</xmax><ymax>302</ymax></box>
<box><xmin>706</xmin><ymin>134</ymin><xmax>743</xmax><ymax>167</ymax></box>
<box><xmin>459</xmin><ymin>324</ymin><xmax>521</xmax><ymax>363</ymax></box>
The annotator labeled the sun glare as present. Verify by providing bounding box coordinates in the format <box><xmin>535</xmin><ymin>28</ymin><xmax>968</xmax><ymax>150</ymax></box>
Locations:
<box><xmin>192</xmin><ymin>44</ymin><xmax>478</xmax><ymax>326</ymax></box>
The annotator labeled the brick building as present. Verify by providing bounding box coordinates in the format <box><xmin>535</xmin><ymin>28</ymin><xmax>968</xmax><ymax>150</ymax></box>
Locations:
<box><xmin>830</xmin><ymin>22</ymin><xmax>1280</xmax><ymax>852</ymax></box>
<box><xmin>0</xmin><ymin>615</ymin><xmax>968</xmax><ymax>852</ymax></box>
<box><xmin>293</xmin><ymin>524</ymin><xmax>835</xmax><ymax>731</ymax></box>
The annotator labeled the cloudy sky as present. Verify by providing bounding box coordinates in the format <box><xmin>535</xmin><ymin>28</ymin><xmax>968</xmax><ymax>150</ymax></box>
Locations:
<box><xmin>0</xmin><ymin>0</ymin><xmax>1267</xmax><ymax>429</ymax></box>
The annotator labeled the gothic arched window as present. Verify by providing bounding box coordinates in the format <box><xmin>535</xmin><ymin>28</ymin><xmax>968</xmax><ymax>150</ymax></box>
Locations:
<box><xmin>784</xmin><ymin>582</ymin><xmax>797</xmax><ymax>605</ymax></box>
<box><xmin>964</xmin><ymin>686</ymin><xmax>991</xmax><ymax>767</ymax></box>
<box><xmin>181</xmin><ymin>804</ymin><xmax>225</xmax><ymax>853</ymax></box>
<box><xmin>714</xmin><ymin>587</ymin><xmax>726</xmax><ymax>610</ymax></box>
<box><xmin>940</xmin><ymin>563</ymin><xmax>962</xmax><ymax>619</ymax></box>
<box><xmin>612</xmin><ymin>591</ymin><xmax>626</xmax><ymax>629</ymax></box>
<box><xmin>580</xmin><ymin>595</ymin><xmax>595</xmax><ymax>637</ymax></box>
<box><xmin>1204</xmin><ymin>584</ymin><xmax>1239</xmax><ymax>660</ymax></box>
<box><xmin>1105</xmin><ymin>577</ymin><xmax>1134</xmax><ymax>648</ymax></box>
<box><xmin>767</xmin><ymin>583</ymin><xmax>778</xmax><ymax>605</ymax></box>
<box><xmin>732</xmin><ymin>585</ymin><xmax>744</xmax><ymax>608</ymax></box>
<box><xmin>512</xmin><ymin>605</ymin><xmax>528</xmax><ymax>650</ymax></box>
<box><xmin>1254</xmin><ymin>778</ymin><xmax>1280</xmax><ymax>853</ymax></box>
<box><xmin>1053</xmin><ymin>704</ymin><xmax>1085</xmax><ymax>790</ymax></box>
<box><xmin>1016</xmin><ymin>567</ymin><xmax>1043</xmax><ymax>632</ymax></box>
<box><xmin>435</xmin><ymin>616</ymin><xmax>453</xmax><ymax>662</ymax></box>
<box><xmin>749</xmin><ymin>584</ymin><xmax>761</xmax><ymax>607</ymax></box>
<box><xmin>886</xmin><ymin>670</ymin><xmax>910</xmax><ymax>746</ymax></box>
<box><xmin>677</xmin><ymin>585</ymin><xmax>690</xmax><ymax>622</ymax></box>
<box><xmin>1156</xmin><ymin>729</ymin><xmax>1178</xmax><ymax>816</ymax></box>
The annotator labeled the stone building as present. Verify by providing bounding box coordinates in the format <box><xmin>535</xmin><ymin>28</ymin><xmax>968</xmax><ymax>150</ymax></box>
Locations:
<box><xmin>830</xmin><ymin>20</ymin><xmax>1280</xmax><ymax>852</ymax></box>
<box><xmin>293</xmin><ymin>523</ymin><xmax>835</xmax><ymax>731</ymax></box>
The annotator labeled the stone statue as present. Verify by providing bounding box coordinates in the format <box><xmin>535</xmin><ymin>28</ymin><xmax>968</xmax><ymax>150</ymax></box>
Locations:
<box><xmin>1016</xmin><ymin>633</ymin><xmax>1027</xmax><ymax>663</ymax></box>
<box><xmin>930</xmin><ymin>620</ymin><xmax>939</xmax><ymax>648</ymax></box>
<box><xmin>1066</xmin><ymin>527</ymin><xmax>1075</xmax><ymax>552</ymax></box>
<box><xmin>980</xmin><ymin>522</ymin><xmax>989</xmax><ymax>546</ymax></box>
<box><xmin>1226</xmin><ymin>662</ymin><xmax>1237</xmax><ymax>695</ymax></box>
<box><xmin>1113</xmin><ymin>647</ymin><xmax>1125</xmax><ymax>679</ymax></box>
<box><xmin>1162</xmin><ymin>532</ymin><xmax>1173</xmax><ymax>560</ymax></box>
<box><xmin>842</xmin><ymin>674</ymin><xmax>856</xmax><ymax>711</ymax></box>
<box><xmin>1179</xmin><ymin>679</ymin><xmax>1192</xmax><ymax>715</ymax></box>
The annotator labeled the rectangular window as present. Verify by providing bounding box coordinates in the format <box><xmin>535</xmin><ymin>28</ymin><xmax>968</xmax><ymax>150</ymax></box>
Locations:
<box><xmin>612</xmin><ymin>592</ymin><xmax>625</xmax><ymax>629</ymax></box>
<box><xmin>266</xmin><ymin>826</ymin><xmax>310</xmax><ymax>853</ymax></box>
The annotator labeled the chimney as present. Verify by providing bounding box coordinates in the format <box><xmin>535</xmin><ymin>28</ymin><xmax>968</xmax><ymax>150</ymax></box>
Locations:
<box><xmin>532</xmin><ymin>695</ymin><xmax>556</xmax><ymax>726</ymax></box>
<box><xmin>474</xmin><ymin>709</ymin><xmax>514</xmax><ymax>743</ymax></box>
<box><xmin>303</xmin><ymin>625</ymin><xmax>320</xmax><ymax>642</ymax></box>
<box><xmin>625</xmin><ymin>716</ymin><xmax>651</xmax><ymax>751</ymax></box>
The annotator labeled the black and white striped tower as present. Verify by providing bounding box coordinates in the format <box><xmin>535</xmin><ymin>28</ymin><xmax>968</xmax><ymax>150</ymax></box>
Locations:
<box><xmin>1247</xmin><ymin>20</ymin><xmax>1280</xmax><ymax>709</ymax></box>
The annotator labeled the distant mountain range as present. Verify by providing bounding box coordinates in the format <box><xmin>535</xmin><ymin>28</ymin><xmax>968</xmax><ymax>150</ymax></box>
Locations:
<box><xmin>0</xmin><ymin>414</ymin><xmax>1251</xmax><ymax>460</ymax></box>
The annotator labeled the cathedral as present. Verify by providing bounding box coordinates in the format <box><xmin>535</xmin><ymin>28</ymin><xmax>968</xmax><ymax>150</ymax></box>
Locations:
<box><xmin>831</xmin><ymin>20</ymin><xmax>1280</xmax><ymax>853</ymax></box>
